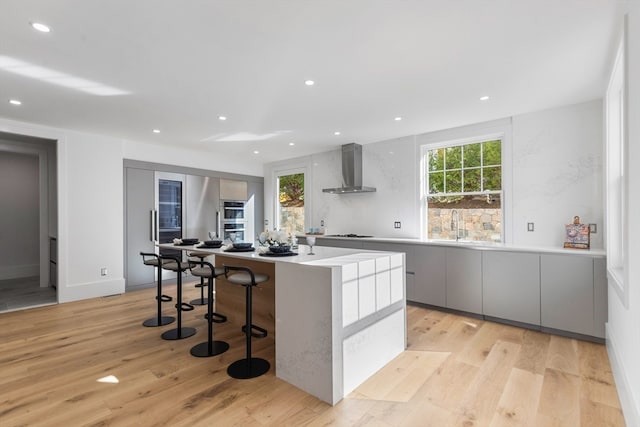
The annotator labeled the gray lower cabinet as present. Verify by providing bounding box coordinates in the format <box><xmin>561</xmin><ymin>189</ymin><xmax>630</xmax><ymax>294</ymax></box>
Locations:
<box><xmin>541</xmin><ymin>254</ymin><xmax>594</xmax><ymax>337</ymax></box>
<box><xmin>316</xmin><ymin>238</ymin><xmax>364</xmax><ymax>249</ymax></box>
<box><xmin>482</xmin><ymin>251</ymin><xmax>540</xmax><ymax>325</ymax></box>
<box><xmin>593</xmin><ymin>258</ymin><xmax>607</xmax><ymax>338</ymax></box>
<box><xmin>412</xmin><ymin>245</ymin><xmax>446</xmax><ymax>307</ymax></box>
<box><xmin>446</xmin><ymin>247</ymin><xmax>482</xmax><ymax>313</ymax></box>
<box><xmin>308</xmin><ymin>237</ymin><xmax>607</xmax><ymax>339</ymax></box>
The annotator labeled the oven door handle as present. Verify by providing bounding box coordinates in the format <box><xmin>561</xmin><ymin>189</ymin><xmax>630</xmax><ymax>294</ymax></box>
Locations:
<box><xmin>216</xmin><ymin>211</ymin><xmax>220</xmax><ymax>239</ymax></box>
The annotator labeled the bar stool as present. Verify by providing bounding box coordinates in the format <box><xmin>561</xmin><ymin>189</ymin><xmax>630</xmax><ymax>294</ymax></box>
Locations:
<box><xmin>140</xmin><ymin>252</ymin><xmax>175</xmax><ymax>327</ymax></box>
<box><xmin>159</xmin><ymin>255</ymin><xmax>196</xmax><ymax>340</ymax></box>
<box><xmin>189</xmin><ymin>261</ymin><xmax>229</xmax><ymax>357</ymax></box>
<box><xmin>224</xmin><ymin>265</ymin><xmax>270</xmax><ymax>379</ymax></box>
<box><xmin>187</xmin><ymin>251</ymin><xmax>210</xmax><ymax>306</ymax></box>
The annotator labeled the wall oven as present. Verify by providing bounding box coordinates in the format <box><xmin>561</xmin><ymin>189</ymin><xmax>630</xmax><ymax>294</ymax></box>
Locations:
<box><xmin>219</xmin><ymin>201</ymin><xmax>248</xmax><ymax>241</ymax></box>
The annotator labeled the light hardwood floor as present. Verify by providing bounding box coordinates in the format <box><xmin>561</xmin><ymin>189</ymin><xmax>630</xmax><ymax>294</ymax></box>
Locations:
<box><xmin>0</xmin><ymin>281</ymin><xmax>625</xmax><ymax>426</ymax></box>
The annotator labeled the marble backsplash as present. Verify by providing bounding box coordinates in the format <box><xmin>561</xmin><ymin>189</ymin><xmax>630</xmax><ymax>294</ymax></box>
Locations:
<box><xmin>265</xmin><ymin>99</ymin><xmax>604</xmax><ymax>249</ymax></box>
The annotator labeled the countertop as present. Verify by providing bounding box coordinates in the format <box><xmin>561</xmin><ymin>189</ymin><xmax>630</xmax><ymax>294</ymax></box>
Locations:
<box><xmin>299</xmin><ymin>234</ymin><xmax>607</xmax><ymax>257</ymax></box>
<box><xmin>158</xmin><ymin>243</ymin><xmax>399</xmax><ymax>265</ymax></box>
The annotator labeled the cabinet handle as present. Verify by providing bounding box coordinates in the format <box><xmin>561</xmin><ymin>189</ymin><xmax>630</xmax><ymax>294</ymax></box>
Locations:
<box><xmin>154</xmin><ymin>210</ymin><xmax>158</xmax><ymax>241</ymax></box>
<box><xmin>149</xmin><ymin>210</ymin><xmax>154</xmax><ymax>241</ymax></box>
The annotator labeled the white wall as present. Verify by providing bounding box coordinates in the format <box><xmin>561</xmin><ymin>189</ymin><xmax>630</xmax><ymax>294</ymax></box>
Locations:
<box><xmin>511</xmin><ymin>100</ymin><xmax>603</xmax><ymax>248</ymax></box>
<box><xmin>0</xmin><ymin>151</ymin><xmax>39</xmax><ymax>279</ymax></box>
<box><xmin>264</xmin><ymin>100</ymin><xmax>604</xmax><ymax>249</ymax></box>
<box><xmin>607</xmin><ymin>4</ymin><xmax>640</xmax><ymax>425</ymax></box>
<box><xmin>123</xmin><ymin>140</ymin><xmax>262</xmax><ymax>177</ymax></box>
<box><xmin>0</xmin><ymin>116</ymin><xmax>264</xmax><ymax>303</ymax></box>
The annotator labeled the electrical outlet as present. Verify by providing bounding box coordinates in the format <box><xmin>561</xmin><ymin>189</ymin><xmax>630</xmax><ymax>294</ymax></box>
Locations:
<box><xmin>101</xmin><ymin>267</ymin><xmax>108</xmax><ymax>276</ymax></box>
<box><xmin>527</xmin><ymin>222</ymin><xmax>534</xmax><ymax>232</ymax></box>
<box><xmin>264</xmin><ymin>219</ymin><xmax>269</xmax><ymax>227</ymax></box>
<box><xmin>589</xmin><ymin>223</ymin><xmax>597</xmax><ymax>233</ymax></box>
<box><xmin>321</xmin><ymin>220</ymin><xmax>325</xmax><ymax>227</ymax></box>
<box><xmin>394</xmin><ymin>221</ymin><xmax>401</xmax><ymax>229</ymax></box>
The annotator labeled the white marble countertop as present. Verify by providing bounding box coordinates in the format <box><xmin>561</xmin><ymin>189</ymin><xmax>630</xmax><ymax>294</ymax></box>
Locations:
<box><xmin>299</xmin><ymin>234</ymin><xmax>606</xmax><ymax>257</ymax></box>
<box><xmin>158</xmin><ymin>243</ymin><xmax>391</xmax><ymax>264</ymax></box>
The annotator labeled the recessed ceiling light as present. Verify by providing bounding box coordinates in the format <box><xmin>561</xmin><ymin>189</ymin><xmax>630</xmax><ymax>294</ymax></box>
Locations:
<box><xmin>289</xmin><ymin>142</ymin><xmax>295</xmax><ymax>146</ymax></box>
<box><xmin>30</xmin><ymin>22</ymin><xmax>51</xmax><ymax>33</ymax></box>
<box><xmin>218</xmin><ymin>116</ymin><xmax>227</xmax><ymax>121</ymax></box>
<box><xmin>394</xmin><ymin>116</ymin><xmax>402</xmax><ymax>121</ymax></box>
<box><xmin>253</xmin><ymin>150</ymin><xmax>260</xmax><ymax>154</ymax></box>
<box><xmin>480</xmin><ymin>96</ymin><xmax>490</xmax><ymax>101</ymax></box>
<box><xmin>152</xmin><ymin>129</ymin><xmax>160</xmax><ymax>133</ymax></box>
<box><xmin>9</xmin><ymin>99</ymin><xmax>22</xmax><ymax>105</ymax></box>
<box><xmin>304</xmin><ymin>80</ymin><xmax>315</xmax><ymax>86</ymax></box>
<box><xmin>334</xmin><ymin>131</ymin><xmax>341</xmax><ymax>136</ymax></box>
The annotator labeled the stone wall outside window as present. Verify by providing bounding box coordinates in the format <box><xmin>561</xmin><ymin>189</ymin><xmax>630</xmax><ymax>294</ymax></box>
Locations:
<box><xmin>428</xmin><ymin>208</ymin><xmax>502</xmax><ymax>242</ymax></box>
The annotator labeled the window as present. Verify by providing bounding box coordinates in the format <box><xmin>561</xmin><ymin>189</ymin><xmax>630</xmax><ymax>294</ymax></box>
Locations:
<box><xmin>276</xmin><ymin>171</ymin><xmax>305</xmax><ymax>235</ymax></box>
<box><xmin>605</xmin><ymin>26</ymin><xmax>627</xmax><ymax>306</ymax></box>
<box><xmin>423</xmin><ymin>138</ymin><xmax>503</xmax><ymax>242</ymax></box>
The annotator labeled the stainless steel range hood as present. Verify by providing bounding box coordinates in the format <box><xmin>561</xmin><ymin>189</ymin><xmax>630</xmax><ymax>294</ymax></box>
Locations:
<box><xmin>322</xmin><ymin>143</ymin><xmax>377</xmax><ymax>194</ymax></box>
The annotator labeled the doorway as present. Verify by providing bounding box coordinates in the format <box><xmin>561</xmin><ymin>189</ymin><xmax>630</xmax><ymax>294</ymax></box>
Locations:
<box><xmin>0</xmin><ymin>132</ymin><xmax>57</xmax><ymax>312</ymax></box>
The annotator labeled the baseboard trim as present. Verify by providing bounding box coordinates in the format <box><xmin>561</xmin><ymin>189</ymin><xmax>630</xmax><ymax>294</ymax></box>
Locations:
<box><xmin>606</xmin><ymin>323</ymin><xmax>639</xmax><ymax>427</ymax></box>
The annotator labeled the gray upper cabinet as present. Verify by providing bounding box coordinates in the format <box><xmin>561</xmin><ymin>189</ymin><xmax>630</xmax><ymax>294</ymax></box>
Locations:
<box><xmin>220</xmin><ymin>178</ymin><xmax>248</xmax><ymax>200</ymax></box>
<box><xmin>541</xmin><ymin>254</ymin><xmax>594</xmax><ymax>336</ymax></box>
<box><xmin>446</xmin><ymin>247</ymin><xmax>482</xmax><ymax>313</ymax></box>
<box><xmin>482</xmin><ymin>251</ymin><xmax>540</xmax><ymax>325</ymax></box>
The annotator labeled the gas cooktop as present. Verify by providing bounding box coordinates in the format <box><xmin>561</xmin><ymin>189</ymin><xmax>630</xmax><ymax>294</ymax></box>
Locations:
<box><xmin>326</xmin><ymin>234</ymin><xmax>373</xmax><ymax>238</ymax></box>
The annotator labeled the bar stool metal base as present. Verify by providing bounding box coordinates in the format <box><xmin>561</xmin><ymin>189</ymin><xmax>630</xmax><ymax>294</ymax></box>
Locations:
<box><xmin>142</xmin><ymin>316</ymin><xmax>175</xmax><ymax>327</ymax></box>
<box><xmin>189</xmin><ymin>297</ymin><xmax>208</xmax><ymax>306</ymax></box>
<box><xmin>161</xmin><ymin>327</ymin><xmax>196</xmax><ymax>340</ymax></box>
<box><xmin>227</xmin><ymin>358</ymin><xmax>270</xmax><ymax>379</ymax></box>
<box><xmin>190</xmin><ymin>340</ymin><xmax>230</xmax><ymax>357</ymax></box>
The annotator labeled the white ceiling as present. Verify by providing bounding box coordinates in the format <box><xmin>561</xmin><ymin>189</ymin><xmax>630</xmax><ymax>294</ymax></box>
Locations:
<box><xmin>0</xmin><ymin>0</ymin><xmax>621</xmax><ymax>167</ymax></box>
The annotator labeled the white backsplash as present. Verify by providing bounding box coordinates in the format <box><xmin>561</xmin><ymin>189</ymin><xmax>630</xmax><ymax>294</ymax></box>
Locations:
<box><xmin>264</xmin><ymin>99</ymin><xmax>604</xmax><ymax>248</ymax></box>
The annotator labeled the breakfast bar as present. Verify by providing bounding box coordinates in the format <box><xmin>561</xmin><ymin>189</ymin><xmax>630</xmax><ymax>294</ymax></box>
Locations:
<box><xmin>158</xmin><ymin>243</ymin><xmax>407</xmax><ymax>405</ymax></box>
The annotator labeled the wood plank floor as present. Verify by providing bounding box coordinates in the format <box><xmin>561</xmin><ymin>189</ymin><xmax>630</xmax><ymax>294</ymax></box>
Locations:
<box><xmin>0</xmin><ymin>281</ymin><xmax>625</xmax><ymax>426</ymax></box>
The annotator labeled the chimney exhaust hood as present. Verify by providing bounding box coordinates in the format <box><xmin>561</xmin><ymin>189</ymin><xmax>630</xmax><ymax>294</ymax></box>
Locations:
<box><xmin>322</xmin><ymin>143</ymin><xmax>376</xmax><ymax>194</ymax></box>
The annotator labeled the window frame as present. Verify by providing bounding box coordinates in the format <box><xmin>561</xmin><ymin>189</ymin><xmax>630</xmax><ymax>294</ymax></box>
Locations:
<box><xmin>605</xmin><ymin>21</ymin><xmax>628</xmax><ymax>307</ymax></box>
<box><xmin>420</xmin><ymin>131</ymin><xmax>508</xmax><ymax>242</ymax></box>
<box><xmin>274</xmin><ymin>167</ymin><xmax>307</xmax><ymax>234</ymax></box>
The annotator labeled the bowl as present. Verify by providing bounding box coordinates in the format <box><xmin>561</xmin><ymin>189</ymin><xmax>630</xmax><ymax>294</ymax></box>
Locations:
<box><xmin>203</xmin><ymin>240</ymin><xmax>222</xmax><ymax>247</ymax></box>
<box><xmin>232</xmin><ymin>242</ymin><xmax>253</xmax><ymax>249</ymax></box>
<box><xmin>269</xmin><ymin>245</ymin><xmax>291</xmax><ymax>254</ymax></box>
<box><xmin>181</xmin><ymin>238</ymin><xmax>199</xmax><ymax>244</ymax></box>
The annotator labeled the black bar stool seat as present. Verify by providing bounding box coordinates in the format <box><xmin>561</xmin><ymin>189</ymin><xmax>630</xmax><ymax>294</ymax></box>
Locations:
<box><xmin>224</xmin><ymin>265</ymin><xmax>270</xmax><ymax>379</ymax></box>
<box><xmin>187</xmin><ymin>251</ymin><xmax>210</xmax><ymax>306</ymax></box>
<box><xmin>140</xmin><ymin>252</ymin><xmax>175</xmax><ymax>327</ymax></box>
<box><xmin>159</xmin><ymin>256</ymin><xmax>196</xmax><ymax>340</ymax></box>
<box><xmin>188</xmin><ymin>261</ymin><xmax>229</xmax><ymax>357</ymax></box>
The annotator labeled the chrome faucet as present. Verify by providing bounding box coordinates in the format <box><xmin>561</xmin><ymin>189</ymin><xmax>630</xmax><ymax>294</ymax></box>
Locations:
<box><xmin>450</xmin><ymin>209</ymin><xmax>460</xmax><ymax>242</ymax></box>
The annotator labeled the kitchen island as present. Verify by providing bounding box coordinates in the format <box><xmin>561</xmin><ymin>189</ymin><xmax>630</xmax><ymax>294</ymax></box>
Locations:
<box><xmin>158</xmin><ymin>243</ymin><xmax>406</xmax><ymax>405</ymax></box>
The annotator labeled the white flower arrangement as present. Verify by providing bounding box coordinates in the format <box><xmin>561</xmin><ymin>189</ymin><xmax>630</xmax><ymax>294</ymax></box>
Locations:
<box><xmin>258</xmin><ymin>229</ymin><xmax>290</xmax><ymax>247</ymax></box>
